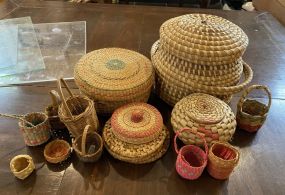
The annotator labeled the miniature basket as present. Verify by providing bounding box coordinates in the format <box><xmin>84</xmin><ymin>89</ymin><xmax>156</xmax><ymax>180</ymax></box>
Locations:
<box><xmin>44</xmin><ymin>139</ymin><xmax>71</xmax><ymax>164</ymax></box>
<box><xmin>174</xmin><ymin>128</ymin><xmax>208</xmax><ymax>180</ymax></box>
<box><xmin>45</xmin><ymin>90</ymin><xmax>66</xmax><ymax>133</ymax></box>
<box><xmin>73</xmin><ymin>125</ymin><xmax>103</xmax><ymax>163</ymax></box>
<box><xmin>10</xmin><ymin>155</ymin><xmax>35</xmax><ymax>180</ymax></box>
<box><xmin>74</xmin><ymin>48</ymin><xmax>154</xmax><ymax>114</ymax></box>
<box><xmin>171</xmin><ymin>93</ymin><xmax>236</xmax><ymax>145</ymax></box>
<box><xmin>207</xmin><ymin>141</ymin><xmax>239</xmax><ymax>180</ymax></box>
<box><xmin>57</xmin><ymin>78</ymin><xmax>99</xmax><ymax>137</ymax></box>
<box><xmin>236</xmin><ymin>85</ymin><xmax>271</xmax><ymax>132</ymax></box>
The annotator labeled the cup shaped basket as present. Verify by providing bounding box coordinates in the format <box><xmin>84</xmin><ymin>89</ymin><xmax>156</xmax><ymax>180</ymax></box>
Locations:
<box><xmin>10</xmin><ymin>155</ymin><xmax>35</xmax><ymax>180</ymax></box>
<box><xmin>44</xmin><ymin>139</ymin><xmax>71</xmax><ymax>164</ymax></box>
<box><xmin>207</xmin><ymin>141</ymin><xmax>239</xmax><ymax>180</ymax></box>
<box><xmin>174</xmin><ymin>128</ymin><xmax>208</xmax><ymax>180</ymax></box>
<box><xmin>73</xmin><ymin>125</ymin><xmax>103</xmax><ymax>163</ymax></box>
<box><xmin>237</xmin><ymin>85</ymin><xmax>271</xmax><ymax>132</ymax></box>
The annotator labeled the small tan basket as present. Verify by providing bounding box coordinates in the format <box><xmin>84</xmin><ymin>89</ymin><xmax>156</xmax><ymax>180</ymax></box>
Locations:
<box><xmin>10</xmin><ymin>155</ymin><xmax>35</xmax><ymax>180</ymax></box>
<box><xmin>57</xmin><ymin>78</ymin><xmax>99</xmax><ymax>137</ymax></box>
<box><xmin>44</xmin><ymin>139</ymin><xmax>71</xmax><ymax>164</ymax></box>
<box><xmin>73</xmin><ymin>125</ymin><xmax>103</xmax><ymax>163</ymax></box>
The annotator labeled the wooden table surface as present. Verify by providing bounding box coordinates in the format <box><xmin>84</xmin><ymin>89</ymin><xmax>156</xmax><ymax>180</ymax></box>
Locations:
<box><xmin>1</xmin><ymin>1</ymin><xmax>285</xmax><ymax>194</ymax></box>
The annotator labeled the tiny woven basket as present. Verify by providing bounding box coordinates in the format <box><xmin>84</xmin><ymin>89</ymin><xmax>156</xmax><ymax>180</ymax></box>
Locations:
<box><xmin>236</xmin><ymin>85</ymin><xmax>271</xmax><ymax>133</ymax></box>
<box><xmin>44</xmin><ymin>139</ymin><xmax>71</xmax><ymax>164</ymax></box>
<box><xmin>57</xmin><ymin>78</ymin><xmax>99</xmax><ymax>137</ymax></box>
<box><xmin>207</xmin><ymin>141</ymin><xmax>239</xmax><ymax>180</ymax></box>
<box><xmin>10</xmin><ymin>155</ymin><xmax>35</xmax><ymax>180</ymax></box>
<box><xmin>174</xmin><ymin>128</ymin><xmax>208</xmax><ymax>180</ymax></box>
<box><xmin>73</xmin><ymin>125</ymin><xmax>103</xmax><ymax>163</ymax></box>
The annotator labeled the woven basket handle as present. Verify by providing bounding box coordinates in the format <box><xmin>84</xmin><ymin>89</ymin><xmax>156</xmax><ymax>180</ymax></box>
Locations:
<box><xmin>81</xmin><ymin>125</ymin><xmax>91</xmax><ymax>155</ymax></box>
<box><xmin>0</xmin><ymin>113</ymin><xmax>35</xmax><ymax>127</ymax></box>
<box><xmin>174</xmin><ymin>127</ymin><xmax>208</xmax><ymax>156</ymax></box>
<box><xmin>57</xmin><ymin>78</ymin><xmax>74</xmax><ymax>118</ymax></box>
<box><xmin>237</xmin><ymin>85</ymin><xmax>271</xmax><ymax>113</ymax></box>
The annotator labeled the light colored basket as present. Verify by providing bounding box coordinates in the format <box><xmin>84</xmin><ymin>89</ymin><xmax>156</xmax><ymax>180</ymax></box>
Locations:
<box><xmin>236</xmin><ymin>85</ymin><xmax>271</xmax><ymax>132</ymax></box>
<box><xmin>74</xmin><ymin>48</ymin><xmax>154</xmax><ymax>114</ymax></box>
<box><xmin>171</xmin><ymin>93</ymin><xmax>236</xmax><ymax>145</ymax></box>
<box><xmin>10</xmin><ymin>155</ymin><xmax>35</xmax><ymax>180</ymax></box>
<box><xmin>73</xmin><ymin>125</ymin><xmax>103</xmax><ymax>163</ymax></box>
<box><xmin>44</xmin><ymin>139</ymin><xmax>71</xmax><ymax>164</ymax></box>
<box><xmin>159</xmin><ymin>14</ymin><xmax>248</xmax><ymax>65</ymax></box>
<box><xmin>58</xmin><ymin>78</ymin><xmax>99</xmax><ymax>137</ymax></box>
<box><xmin>207</xmin><ymin>141</ymin><xmax>239</xmax><ymax>180</ymax></box>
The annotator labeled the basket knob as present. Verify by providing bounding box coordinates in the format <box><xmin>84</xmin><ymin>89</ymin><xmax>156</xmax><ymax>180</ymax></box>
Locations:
<box><xmin>131</xmin><ymin>110</ymin><xmax>144</xmax><ymax>123</ymax></box>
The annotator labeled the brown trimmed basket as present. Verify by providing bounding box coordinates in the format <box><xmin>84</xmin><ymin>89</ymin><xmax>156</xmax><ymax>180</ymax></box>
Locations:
<box><xmin>44</xmin><ymin>139</ymin><xmax>71</xmax><ymax>164</ymax></box>
<box><xmin>10</xmin><ymin>155</ymin><xmax>35</xmax><ymax>180</ymax></box>
<box><xmin>236</xmin><ymin>85</ymin><xmax>271</xmax><ymax>133</ymax></box>
<box><xmin>57</xmin><ymin>78</ymin><xmax>99</xmax><ymax>137</ymax></box>
<box><xmin>73</xmin><ymin>125</ymin><xmax>103</xmax><ymax>163</ymax></box>
<box><xmin>207</xmin><ymin>141</ymin><xmax>239</xmax><ymax>180</ymax></box>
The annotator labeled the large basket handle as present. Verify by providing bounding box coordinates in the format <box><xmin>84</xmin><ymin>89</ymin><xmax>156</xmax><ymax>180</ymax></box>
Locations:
<box><xmin>174</xmin><ymin>127</ymin><xmax>208</xmax><ymax>156</ymax></box>
<box><xmin>57</xmin><ymin>78</ymin><xmax>74</xmax><ymax>118</ymax></box>
<box><xmin>0</xmin><ymin>113</ymin><xmax>35</xmax><ymax>127</ymax></box>
<box><xmin>237</xmin><ymin>85</ymin><xmax>271</xmax><ymax>113</ymax></box>
<box><xmin>81</xmin><ymin>125</ymin><xmax>91</xmax><ymax>155</ymax></box>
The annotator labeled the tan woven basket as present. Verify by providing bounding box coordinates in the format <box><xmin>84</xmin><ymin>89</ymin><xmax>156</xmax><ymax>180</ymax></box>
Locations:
<box><xmin>73</xmin><ymin>125</ymin><xmax>103</xmax><ymax>163</ymax></box>
<box><xmin>171</xmin><ymin>93</ymin><xmax>236</xmax><ymax>145</ymax></box>
<box><xmin>10</xmin><ymin>155</ymin><xmax>35</xmax><ymax>180</ymax></box>
<box><xmin>74</xmin><ymin>48</ymin><xmax>154</xmax><ymax>114</ymax></box>
<box><xmin>44</xmin><ymin>139</ymin><xmax>71</xmax><ymax>164</ymax></box>
<box><xmin>207</xmin><ymin>141</ymin><xmax>240</xmax><ymax>180</ymax></box>
<box><xmin>159</xmin><ymin>14</ymin><xmax>248</xmax><ymax>65</ymax></box>
<box><xmin>236</xmin><ymin>85</ymin><xmax>271</xmax><ymax>133</ymax></box>
<box><xmin>58</xmin><ymin>78</ymin><xmax>99</xmax><ymax>137</ymax></box>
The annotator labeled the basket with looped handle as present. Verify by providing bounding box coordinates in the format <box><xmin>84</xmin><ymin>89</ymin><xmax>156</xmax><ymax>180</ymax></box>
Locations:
<box><xmin>57</xmin><ymin>78</ymin><xmax>99</xmax><ymax>137</ymax></box>
<box><xmin>10</xmin><ymin>155</ymin><xmax>35</xmax><ymax>180</ymax></box>
<box><xmin>174</xmin><ymin>128</ymin><xmax>208</xmax><ymax>180</ymax></box>
<box><xmin>73</xmin><ymin>125</ymin><xmax>103</xmax><ymax>163</ymax></box>
<box><xmin>236</xmin><ymin>85</ymin><xmax>271</xmax><ymax>133</ymax></box>
<box><xmin>44</xmin><ymin>139</ymin><xmax>71</xmax><ymax>164</ymax></box>
<box><xmin>207</xmin><ymin>141</ymin><xmax>240</xmax><ymax>180</ymax></box>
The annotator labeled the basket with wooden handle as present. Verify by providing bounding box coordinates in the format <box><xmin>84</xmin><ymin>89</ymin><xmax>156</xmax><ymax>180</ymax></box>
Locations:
<box><xmin>236</xmin><ymin>85</ymin><xmax>271</xmax><ymax>132</ymax></box>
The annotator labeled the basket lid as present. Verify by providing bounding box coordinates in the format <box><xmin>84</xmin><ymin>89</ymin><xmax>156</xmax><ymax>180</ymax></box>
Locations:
<box><xmin>74</xmin><ymin>48</ymin><xmax>153</xmax><ymax>91</ymax></box>
<box><xmin>159</xmin><ymin>14</ymin><xmax>248</xmax><ymax>64</ymax></box>
<box><xmin>174</xmin><ymin>93</ymin><xmax>225</xmax><ymax>124</ymax></box>
<box><xmin>111</xmin><ymin>103</ymin><xmax>163</xmax><ymax>144</ymax></box>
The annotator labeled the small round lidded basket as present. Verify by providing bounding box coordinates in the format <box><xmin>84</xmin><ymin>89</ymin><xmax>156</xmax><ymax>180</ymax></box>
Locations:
<box><xmin>10</xmin><ymin>155</ymin><xmax>35</xmax><ymax>180</ymax></box>
<box><xmin>171</xmin><ymin>93</ymin><xmax>236</xmax><ymax>145</ymax></box>
<box><xmin>236</xmin><ymin>85</ymin><xmax>271</xmax><ymax>133</ymax></box>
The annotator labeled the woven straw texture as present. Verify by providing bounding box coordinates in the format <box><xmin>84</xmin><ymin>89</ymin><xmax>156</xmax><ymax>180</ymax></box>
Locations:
<box><xmin>73</xmin><ymin>125</ymin><xmax>103</xmax><ymax>163</ymax></box>
<box><xmin>103</xmin><ymin>120</ymin><xmax>169</xmax><ymax>164</ymax></box>
<box><xmin>159</xmin><ymin>14</ymin><xmax>248</xmax><ymax>65</ymax></box>
<box><xmin>44</xmin><ymin>139</ymin><xmax>71</xmax><ymax>164</ymax></box>
<box><xmin>18</xmin><ymin>112</ymin><xmax>51</xmax><ymax>146</ymax></box>
<box><xmin>57</xmin><ymin>78</ymin><xmax>99</xmax><ymax>137</ymax></box>
<box><xmin>171</xmin><ymin>93</ymin><xmax>236</xmax><ymax>145</ymax></box>
<box><xmin>207</xmin><ymin>141</ymin><xmax>239</xmax><ymax>180</ymax></box>
<box><xmin>10</xmin><ymin>155</ymin><xmax>35</xmax><ymax>180</ymax></box>
<box><xmin>236</xmin><ymin>85</ymin><xmax>271</xmax><ymax>132</ymax></box>
<box><xmin>74</xmin><ymin>48</ymin><xmax>154</xmax><ymax>114</ymax></box>
<box><xmin>111</xmin><ymin>103</ymin><xmax>163</xmax><ymax>144</ymax></box>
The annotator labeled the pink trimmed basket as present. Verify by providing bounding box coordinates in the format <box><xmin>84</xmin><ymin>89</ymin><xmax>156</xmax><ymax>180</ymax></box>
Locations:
<box><xmin>174</xmin><ymin>128</ymin><xmax>208</xmax><ymax>180</ymax></box>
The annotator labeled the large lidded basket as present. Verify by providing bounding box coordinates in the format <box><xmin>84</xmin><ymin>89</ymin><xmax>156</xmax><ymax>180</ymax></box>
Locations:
<box><xmin>103</xmin><ymin>103</ymin><xmax>170</xmax><ymax>164</ymax></box>
<box><xmin>171</xmin><ymin>93</ymin><xmax>236</xmax><ymax>145</ymax></box>
<box><xmin>74</xmin><ymin>48</ymin><xmax>154</xmax><ymax>115</ymax></box>
<box><xmin>151</xmin><ymin>14</ymin><xmax>253</xmax><ymax>106</ymax></box>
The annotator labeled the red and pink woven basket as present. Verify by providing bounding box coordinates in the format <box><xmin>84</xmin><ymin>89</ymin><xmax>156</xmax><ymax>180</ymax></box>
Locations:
<box><xmin>174</xmin><ymin>128</ymin><xmax>208</xmax><ymax>180</ymax></box>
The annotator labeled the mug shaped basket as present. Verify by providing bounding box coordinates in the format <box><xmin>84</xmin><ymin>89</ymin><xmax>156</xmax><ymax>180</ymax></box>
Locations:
<box><xmin>174</xmin><ymin>128</ymin><xmax>208</xmax><ymax>180</ymax></box>
<box><xmin>236</xmin><ymin>85</ymin><xmax>271</xmax><ymax>132</ymax></box>
<box><xmin>10</xmin><ymin>155</ymin><xmax>35</xmax><ymax>180</ymax></box>
<box><xmin>57</xmin><ymin>78</ymin><xmax>99</xmax><ymax>137</ymax></box>
<box><xmin>73</xmin><ymin>125</ymin><xmax>103</xmax><ymax>163</ymax></box>
<box><xmin>207</xmin><ymin>141</ymin><xmax>239</xmax><ymax>180</ymax></box>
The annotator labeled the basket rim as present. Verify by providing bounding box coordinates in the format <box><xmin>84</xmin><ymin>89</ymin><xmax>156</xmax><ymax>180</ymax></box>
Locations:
<box><xmin>18</xmin><ymin>112</ymin><xmax>49</xmax><ymax>129</ymax></box>
<box><xmin>10</xmin><ymin>155</ymin><xmax>33</xmax><ymax>174</ymax></box>
<box><xmin>44</xmin><ymin>139</ymin><xmax>71</xmax><ymax>162</ymax></box>
<box><xmin>209</xmin><ymin>142</ymin><xmax>239</xmax><ymax>163</ymax></box>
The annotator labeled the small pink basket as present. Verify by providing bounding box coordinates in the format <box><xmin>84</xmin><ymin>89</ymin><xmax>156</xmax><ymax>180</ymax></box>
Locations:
<box><xmin>174</xmin><ymin>127</ymin><xmax>208</xmax><ymax>180</ymax></box>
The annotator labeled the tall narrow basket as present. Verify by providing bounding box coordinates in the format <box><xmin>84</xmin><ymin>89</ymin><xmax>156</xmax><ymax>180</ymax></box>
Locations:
<box><xmin>57</xmin><ymin>78</ymin><xmax>99</xmax><ymax>137</ymax></box>
<box><xmin>236</xmin><ymin>85</ymin><xmax>271</xmax><ymax>132</ymax></box>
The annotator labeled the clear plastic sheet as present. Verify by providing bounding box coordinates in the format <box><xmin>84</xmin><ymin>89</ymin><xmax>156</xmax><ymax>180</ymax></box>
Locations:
<box><xmin>0</xmin><ymin>20</ymin><xmax>86</xmax><ymax>85</ymax></box>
